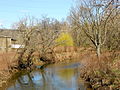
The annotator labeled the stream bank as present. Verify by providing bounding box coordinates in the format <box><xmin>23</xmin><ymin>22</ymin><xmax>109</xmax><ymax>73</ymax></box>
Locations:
<box><xmin>0</xmin><ymin>47</ymin><xmax>119</xmax><ymax>90</ymax></box>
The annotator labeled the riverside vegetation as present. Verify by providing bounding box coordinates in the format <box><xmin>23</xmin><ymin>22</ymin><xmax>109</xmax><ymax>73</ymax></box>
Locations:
<box><xmin>0</xmin><ymin>0</ymin><xmax>120</xmax><ymax>90</ymax></box>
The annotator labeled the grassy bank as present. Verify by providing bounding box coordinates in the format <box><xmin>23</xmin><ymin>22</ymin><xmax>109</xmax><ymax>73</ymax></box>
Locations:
<box><xmin>80</xmin><ymin>51</ymin><xmax>120</xmax><ymax>90</ymax></box>
<box><xmin>0</xmin><ymin>52</ymin><xmax>18</xmax><ymax>87</ymax></box>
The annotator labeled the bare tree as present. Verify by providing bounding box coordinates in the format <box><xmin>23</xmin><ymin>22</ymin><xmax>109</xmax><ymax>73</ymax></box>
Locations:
<box><xmin>13</xmin><ymin>16</ymin><xmax>61</xmax><ymax>69</ymax></box>
<box><xmin>69</xmin><ymin>0</ymin><xmax>120</xmax><ymax>57</ymax></box>
<box><xmin>34</xmin><ymin>17</ymin><xmax>61</xmax><ymax>62</ymax></box>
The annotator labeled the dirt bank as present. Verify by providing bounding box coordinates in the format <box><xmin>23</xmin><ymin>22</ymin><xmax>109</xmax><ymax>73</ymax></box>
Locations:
<box><xmin>0</xmin><ymin>52</ymin><xmax>17</xmax><ymax>87</ymax></box>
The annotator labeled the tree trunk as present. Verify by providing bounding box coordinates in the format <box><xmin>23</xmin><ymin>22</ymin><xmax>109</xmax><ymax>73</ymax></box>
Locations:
<box><xmin>96</xmin><ymin>45</ymin><xmax>101</xmax><ymax>58</ymax></box>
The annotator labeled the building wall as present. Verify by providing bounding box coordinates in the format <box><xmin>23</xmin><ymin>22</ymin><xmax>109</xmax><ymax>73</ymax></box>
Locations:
<box><xmin>0</xmin><ymin>37</ymin><xmax>11</xmax><ymax>52</ymax></box>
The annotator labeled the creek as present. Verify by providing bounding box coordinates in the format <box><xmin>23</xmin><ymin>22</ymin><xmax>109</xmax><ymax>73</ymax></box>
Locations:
<box><xmin>3</xmin><ymin>61</ymin><xmax>92</xmax><ymax>90</ymax></box>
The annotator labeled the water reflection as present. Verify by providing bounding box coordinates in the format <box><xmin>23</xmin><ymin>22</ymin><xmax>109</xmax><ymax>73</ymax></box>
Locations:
<box><xmin>6</xmin><ymin>62</ymin><xmax>91</xmax><ymax>90</ymax></box>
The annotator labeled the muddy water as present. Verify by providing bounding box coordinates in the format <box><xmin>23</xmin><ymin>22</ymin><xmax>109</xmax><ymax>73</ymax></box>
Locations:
<box><xmin>4</xmin><ymin>62</ymin><xmax>92</xmax><ymax>90</ymax></box>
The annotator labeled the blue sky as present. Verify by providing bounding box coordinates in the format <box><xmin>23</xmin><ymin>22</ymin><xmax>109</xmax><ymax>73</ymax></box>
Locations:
<box><xmin>0</xmin><ymin>0</ymin><xmax>74</xmax><ymax>29</ymax></box>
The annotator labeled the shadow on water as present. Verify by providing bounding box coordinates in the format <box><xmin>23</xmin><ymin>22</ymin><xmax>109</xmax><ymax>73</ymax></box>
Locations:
<box><xmin>3</xmin><ymin>62</ymin><xmax>92</xmax><ymax>90</ymax></box>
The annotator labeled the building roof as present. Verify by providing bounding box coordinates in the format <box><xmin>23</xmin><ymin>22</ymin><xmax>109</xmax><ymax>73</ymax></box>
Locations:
<box><xmin>0</xmin><ymin>29</ymin><xmax>22</xmax><ymax>39</ymax></box>
<box><xmin>0</xmin><ymin>35</ymin><xmax>11</xmax><ymax>38</ymax></box>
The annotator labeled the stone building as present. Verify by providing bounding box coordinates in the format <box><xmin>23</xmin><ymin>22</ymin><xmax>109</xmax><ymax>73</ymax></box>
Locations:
<box><xmin>0</xmin><ymin>29</ymin><xmax>23</xmax><ymax>52</ymax></box>
<box><xmin>0</xmin><ymin>36</ymin><xmax>11</xmax><ymax>52</ymax></box>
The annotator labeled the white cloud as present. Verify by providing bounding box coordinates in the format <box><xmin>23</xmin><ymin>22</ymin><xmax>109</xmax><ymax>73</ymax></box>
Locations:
<box><xmin>20</xmin><ymin>10</ymin><xmax>30</xmax><ymax>13</ymax></box>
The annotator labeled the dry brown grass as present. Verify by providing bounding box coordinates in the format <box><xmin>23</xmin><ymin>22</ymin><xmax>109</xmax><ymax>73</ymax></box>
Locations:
<box><xmin>0</xmin><ymin>51</ymin><xmax>18</xmax><ymax>87</ymax></box>
<box><xmin>0</xmin><ymin>52</ymin><xmax>17</xmax><ymax>70</ymax></box>
<box><xmin>80</xmin><ymin>51</ymin><xmax>120</xmax><ymax>89</ymax></box>
<box><xmin>53</xmin><ymin>46</ymin><xmax>78</xmax><ymax>53</ymax></box>
<box><xmin>53</xmin><ymin>46</ymin><xmax>95</xmax><ymax>62</ymax></box>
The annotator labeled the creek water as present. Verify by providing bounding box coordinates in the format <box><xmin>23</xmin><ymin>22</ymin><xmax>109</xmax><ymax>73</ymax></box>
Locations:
<box><xmin>3</xmin><ymin>61</ymin><xmax>92</xmax><ymax>90</ymax></box>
